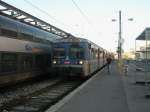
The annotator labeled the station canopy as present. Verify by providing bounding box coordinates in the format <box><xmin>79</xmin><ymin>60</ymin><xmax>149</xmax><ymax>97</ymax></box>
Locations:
<box><xmin>136</xmin><ymin>28</ymin><xmax>150</xmax><ymax>40</ymax></box>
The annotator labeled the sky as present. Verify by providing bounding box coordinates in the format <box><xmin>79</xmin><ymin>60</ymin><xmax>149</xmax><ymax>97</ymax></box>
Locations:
<box><xmin>3</xmin><ymin>0</ymin><xmax>150</xmax><ymax>52</ymax></box>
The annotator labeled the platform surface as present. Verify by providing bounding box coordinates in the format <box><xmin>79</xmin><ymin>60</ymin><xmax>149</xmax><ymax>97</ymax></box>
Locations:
<box><xmin>46</xmin><ymin>61</ymin><xmax>150</xmax><ymax>112</ymax></box>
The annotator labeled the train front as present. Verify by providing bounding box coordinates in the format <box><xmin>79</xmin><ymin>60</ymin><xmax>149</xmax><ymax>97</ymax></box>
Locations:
<box><xmin>51</xmin><ymin>42</ymin><xmax>85</xmax><ymax>77</ymax></box>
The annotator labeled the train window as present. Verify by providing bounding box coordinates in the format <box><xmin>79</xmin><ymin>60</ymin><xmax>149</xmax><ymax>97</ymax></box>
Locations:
<box><xmin>45</xmin><ymin>33</ymin><xmax>54</xmax><ymax>42</ymax></box>
<box><xmin>99</xmin><ymin>50</ymin><xmax>103</xmax><ymax>58</ymax></box>
<box><xmin>93</xmin><ymin>51</ymin><xmax>96</xmax><ymax>59</ymax></box>
<box><xmin>69</xmin><ymin>47</ymin><xmax>84</xmax><ymax>59</ymax></box>
<box><xmin>53</xmin><ymin>48</ymin><xmax>65</xmax><ymax>58</ymax></box>
<box><xmin>45</xmin><ymin>39</ymin><xmax>51</xmax><ymax>44</ymax></box>
<box><xmin>0</xmin><ymin>17</ymin><xmax>18</xmax><ymax>38</ymax></box>
<box><xmin>0</xmin><ymin>17</ymin><xmax>18</xmax><ymax>31</ymax></box>
<box><xmin>33</xmin><ymin>29</ymin><xmax>47</xmax><ymax>44</ymax></box>
<box><xmin>35</xmin><ymin>30</ymin><xmax>45</xmax><ymax>39</ymax></box>
<box><xmin>1</xmin><ymin>53</ymin><xmax>17</xmax><ymax>72</ymax></box>
<box><xmin>88</xmin><ymin>43</ymin><xmax>91</xmax><ymax>49</ymax></box>
<box><xmin>1</xmin><ymin>29</ymin><xmax>17</xmax><ymax>38</ymax></box>
<box><xmin>33</xmin><ymin>37</ymin><xmax>42</xmax><ymax>43</ymax></box>
<box><xmin>41</xmin><ymin>38</ymin><xmax>49</xmax><ymax>44</ymax></box>
<box><xmin>33</xmin><ymin>37</ymin><xmax>47</xmax><ymax>44</ymax></box>
<box><xmin>22</xmin><ymin>33</ymin><xmax>33</xmax><ymax>41</ymax></box>
<box><xmin>96</xmin><ymin>52</ymin><xmax>98</xmax><ymax>58</ymax></box>
<box><xmin>43</xmin><ymin>32</ymin><xmax>53</xmax><ymax>44</ymax></box>
<box><xmin>21</xmin><ymin>25</ymin><xmax>33</xmax><ymax>41</ymax></box>
<box><xmin>91</xmin><ymin>48</ymin><xmax>95</xmax><ymax>59</ymax></box>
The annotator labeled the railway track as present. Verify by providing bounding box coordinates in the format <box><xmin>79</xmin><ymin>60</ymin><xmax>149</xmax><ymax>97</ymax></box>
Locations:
<box><xmin>0</xmin><ymin>77</ymin><xmax>83</xmax><ymax>112</ymax></box>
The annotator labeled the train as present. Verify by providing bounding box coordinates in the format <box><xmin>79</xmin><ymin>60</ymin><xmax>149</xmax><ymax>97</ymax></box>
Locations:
<box><xmin>0</xmin><ymin>2</ymin><xmax>112</xmax><ymax>86</ymax></box>
<box><xmin>0</xmin><ymin>14</ymin><xmax>62</xmax><ymax>86</ymax></box>
<box><xmin>51</xmin><ymin>38</ymin><xmax>111</xmax><ymax>78</ymax></box>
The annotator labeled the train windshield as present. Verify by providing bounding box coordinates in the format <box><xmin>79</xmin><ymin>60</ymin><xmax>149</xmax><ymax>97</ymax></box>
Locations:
<box><xmin>69</xmin><ymin>47</ymin><xmax>84</xmax><ymax>59</ymax></box>
<box><xmin>53</xmin><ymin>48</ymin><xmax>65</xmax><ymax>58</ymax></box>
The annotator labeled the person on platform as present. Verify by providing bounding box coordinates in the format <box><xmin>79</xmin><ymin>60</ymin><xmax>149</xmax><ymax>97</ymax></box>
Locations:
<box><xmin>106</xmin><ymin>56</ymin><xmax>112</xmax><ymax>73</ymax></box>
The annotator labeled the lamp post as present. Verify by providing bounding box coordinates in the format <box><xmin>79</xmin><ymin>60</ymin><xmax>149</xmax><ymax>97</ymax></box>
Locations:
<box><xmin>112</xmin><ymin>11</ymin><xmax>133</xmax><ymax>60</ymax></box>
<box><xmin>112</xmin><ymin>11</ymin><xmax>133</xmax><ymax>73</ymax></box>
<box><xmin>112</xmin><ymin>11</ymin><xmax>122</xmax><ymax>60</ymax></box>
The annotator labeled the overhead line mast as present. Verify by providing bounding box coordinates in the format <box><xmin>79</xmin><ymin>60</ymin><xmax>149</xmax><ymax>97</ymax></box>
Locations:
<box><xmin>0</xmin><ymin>0</ymin><xmax>75</xmax><ymax>38</ymax></box>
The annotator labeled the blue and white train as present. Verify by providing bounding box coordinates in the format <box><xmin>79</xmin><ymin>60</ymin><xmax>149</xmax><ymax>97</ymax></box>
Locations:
<box><xmin>51</xmin><ymin>38</ymin><xmax>111</xmax><ymax>78</ymax></box>
<box><xmin>0</xmin><ymin>15</ymin><xmax>61</xmax><ymax>86</ymax></box>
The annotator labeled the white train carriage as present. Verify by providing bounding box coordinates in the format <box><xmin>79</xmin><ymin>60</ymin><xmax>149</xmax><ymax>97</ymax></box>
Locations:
<box><xmin>0</xmin><ymin>15</ymin><xmax>62</xmax><ymax>86</ymax></box>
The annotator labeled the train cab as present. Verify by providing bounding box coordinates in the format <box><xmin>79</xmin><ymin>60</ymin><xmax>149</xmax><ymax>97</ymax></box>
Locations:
<box><xmin>52</xmin><ymin>39</ymin><xmax>87</xmax><ymax>76</ymax></box>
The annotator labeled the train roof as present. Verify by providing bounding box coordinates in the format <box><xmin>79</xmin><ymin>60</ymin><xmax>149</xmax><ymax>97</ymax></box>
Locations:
<box><xmin>0</xmin><ymin>15</ymin><xmax>62</xmax><ymax>42</ymax></box>
<box><xmin>55</xmin><ymin>37</ymin><xmax>89</xmax><ymax>43</ymax></box>
<box><xmin>0</xmin><ymin>1</ymin><xmax>75</xmax><ymax>38</ymax></box>
<box><xmin>54</xmin><ymin>37</ymin><xmax>112</xmax><ymax>54</ymax></box>
<box><xmin>55</xmin><ymin>37</ymin><xmax>106</xmax><ymax>50</ymax></box>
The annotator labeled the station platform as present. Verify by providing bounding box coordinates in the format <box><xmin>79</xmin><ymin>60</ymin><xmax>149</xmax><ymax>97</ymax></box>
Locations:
<box><xmin>46</xmin><ymin>61</ymin><xmax>150</xmax><ymax>112</ymax></box>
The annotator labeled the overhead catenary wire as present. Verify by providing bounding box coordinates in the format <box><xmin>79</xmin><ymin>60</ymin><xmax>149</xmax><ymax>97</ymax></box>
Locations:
<box><xmin>24</xmin><ymin>0</ymin><xmax>101</xmax><ymax>39</ymax></box>
<box><xmin>71</xmin><ymin>0</ymin><xmax>91</xmax><ymax>25</ymax></box>
<box><xmin>71</xmin><ymin>0</ymin><xmax>102</xmax><ymax>39</ymax></box>
<box><xmin>23</xmin><ymin>0</ymin><xmax>75</xmax><ymax>32</ymax></box>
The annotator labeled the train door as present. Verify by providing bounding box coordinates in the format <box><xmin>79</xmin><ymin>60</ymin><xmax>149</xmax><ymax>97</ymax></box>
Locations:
<box><xmin>98</xmin><ymin>48</ymin><xmax>101</xmax><ymax>68</ymax></box>
<box><xmin>83</xmin><ymin>43</ymin><xmax>91</xmax><ymax>76</ymax></box>
<box><xmin>103</xmin><ymin>51</ymin><xmax>105</xmax><ymax>65</ymax></box>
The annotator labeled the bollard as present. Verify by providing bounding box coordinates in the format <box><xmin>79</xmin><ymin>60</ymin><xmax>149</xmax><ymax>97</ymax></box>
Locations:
<box><xmin>124</xmin><ymin>65</ymin><xmax>128</xmax><ymax>76</ymax></box>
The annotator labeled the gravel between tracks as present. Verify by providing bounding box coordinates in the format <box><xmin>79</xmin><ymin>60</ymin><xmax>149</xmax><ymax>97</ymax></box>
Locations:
<box><xmin>0</xmin><ymin>78</ymin><xmax>61</xmax><ymax>107</ymax></box>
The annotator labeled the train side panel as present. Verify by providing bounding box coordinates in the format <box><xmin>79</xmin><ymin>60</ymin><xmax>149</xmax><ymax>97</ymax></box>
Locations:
<box><xmin>0</xmin><ymin>15</ymin><xmax>58</xmax><ymax>86</ymax></box>
<box><xmin>82</xmin><ymin>44</ymin><xmax>108</xmax><ymax>77</ymax></box>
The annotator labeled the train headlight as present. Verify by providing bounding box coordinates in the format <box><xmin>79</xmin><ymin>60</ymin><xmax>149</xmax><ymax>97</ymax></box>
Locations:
<box><xmin>53</xmin><ymin>60</ymin><xmax>57</xmax><ymax>64</ymax></box>
<box><xmin>79</xmin><ymin>60</ymin><xmax>83</xmax><ymax>64</ymax></box>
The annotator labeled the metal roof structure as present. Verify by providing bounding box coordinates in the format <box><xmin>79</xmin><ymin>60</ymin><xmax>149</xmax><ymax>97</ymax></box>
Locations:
<box><xmin>136</xmin><ymin>27</ymin><xmax>150</xmax><ymax>40</ymax></box>
<box><xmin>0</xmin><ymin>0</ymin><xmax>75</xmax><ymax>38</ymax></box>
